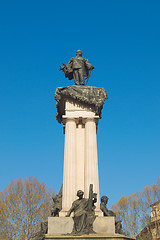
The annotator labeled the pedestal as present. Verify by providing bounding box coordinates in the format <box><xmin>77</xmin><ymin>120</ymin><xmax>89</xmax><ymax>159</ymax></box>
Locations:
<box><xmin>59</xmin><ymin>100</ymin><xmax>102</xmax><ymax>216</ymax></box>
<box><xmin>47</xmin><ymin>217</ymin><xmax>115</xmax><ymax>235</ymax></box>
<box><xmin>46</xmin><ymin>216</ymin><xmax>134</xmax><ymax>240</ymax></box>
<box><xmin>45</xmin><ymin>235</ymin><xmax>135</xmax><ymax>240</ymax></box>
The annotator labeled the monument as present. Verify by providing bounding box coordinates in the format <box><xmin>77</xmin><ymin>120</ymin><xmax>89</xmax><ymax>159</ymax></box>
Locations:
<box><xmin>42</xmin><ymin>51</ymin><xmax>135</xmax><ymax>240</ymax></box>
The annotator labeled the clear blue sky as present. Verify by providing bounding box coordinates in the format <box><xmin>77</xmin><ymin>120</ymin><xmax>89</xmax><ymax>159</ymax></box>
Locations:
<box><xmin>0</xmin><ymin>0</ymin><xmax>160</xmax><ymax>207</ymax></box>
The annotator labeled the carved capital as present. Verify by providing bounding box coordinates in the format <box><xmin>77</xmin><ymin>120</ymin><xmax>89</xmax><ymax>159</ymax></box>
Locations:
<box><xmin>83</xmin><ymin>116</ymin><xmax>99</xmax><ymax>125</ymax></box>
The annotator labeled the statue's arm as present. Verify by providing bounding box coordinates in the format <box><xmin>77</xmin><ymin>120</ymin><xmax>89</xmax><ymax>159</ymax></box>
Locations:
<box><xmin>84</xmin><ymin>59</ymin><xmax>94</xmax><ymax>70</ymax></box>
<box><xmin>68</xmin><ymin>57</ymin><xmax>74</xmax><ymax>65</ymax></box>
<box><xmin>65</xmin><ymin>204</ymin><xmax>74</xmax><ymax>217</ymax></box>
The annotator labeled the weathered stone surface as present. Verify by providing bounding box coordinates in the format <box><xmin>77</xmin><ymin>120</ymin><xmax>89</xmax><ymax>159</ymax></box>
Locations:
<box><xmin>48</xmin><ymin>217</ymin><xmax>73</xmax><ymax>235</ymax></box>
<box><xmin>59</xmin><ymin>99</ymin><xmax>103</xmax><ymax>217</ymax></box>
<box><xmin>47</xmin><ymin>217</ymin><xmax>116</xmax><ymax>235</ymax></box>
<box><xmin>54</xmin><ymin>86</ymin><xmax>108</xmax><ymax>123</ymax></box>
<box><xmin>93</xmin><ymin>217</ymin><xmax>115</xmax><ymax>234</ymax></box>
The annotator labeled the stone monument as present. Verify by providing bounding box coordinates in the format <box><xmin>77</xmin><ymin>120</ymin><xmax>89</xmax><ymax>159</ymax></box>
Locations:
<box><xmin>54</xmin><ymin>85</ymin><xmax>107</xmax><ymax>217</ymax></box>
<box><xmin>44</xmin><ymin>51</ymin><xmax>135</xmax><ymax>240</ymax></box>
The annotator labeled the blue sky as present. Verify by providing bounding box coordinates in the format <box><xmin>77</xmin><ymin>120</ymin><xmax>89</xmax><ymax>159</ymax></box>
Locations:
<box><xmin>0</xmin><ymin>0</ymin><xmax>160</xmax><ymax>207</ymax></box>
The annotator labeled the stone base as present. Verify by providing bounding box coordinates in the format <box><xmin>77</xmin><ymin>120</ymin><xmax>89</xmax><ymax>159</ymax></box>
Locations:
<box><xmin>48</xmin><ymin>217</ymin><xmax>115</xmax><ymax>235</ymax></box>
<box><xmin>93</xmin><ymin>217</ymin><xmax>115</xmax><ymax>234</ymax></box>
<box><xmin>48</xmin><ymin>217</ymin><xmax>73</xmax><ymax>235</ymax></box>
<box><xmin>45</xmin><ymin>233</ymin><xmax>135</xmax><ymax>240</ymax></box>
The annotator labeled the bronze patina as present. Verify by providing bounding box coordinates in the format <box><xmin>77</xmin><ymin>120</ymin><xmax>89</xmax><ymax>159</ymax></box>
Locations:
<box><xmin>100</xmin><ymin>196</ymin><xmax>123</xmax><ymax>234</ymax></box>
<box><xmin>66</xmin><ymin>184</ymin><xmax>97</xmax><ymax>235</ymax></box>
<box><xmin>51</xmin><ymin>185</ymin><xmax>62</xmax><ymax>217</ymax></box>
<box><xmin>59</xmin><ymin>50</ymin><xmax>94</xmax><ymax>85</ymax></box>
<box><xmin>54</xmin><ymin>86</ymin><xmax>108</xmax><ymax>123</ymax></box>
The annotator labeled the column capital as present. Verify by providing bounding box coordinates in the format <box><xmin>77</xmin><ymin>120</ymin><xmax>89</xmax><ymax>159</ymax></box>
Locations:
<box><xmin>62</xmin><ymin>115</ymin><xmax>99</xmax><ymax>125</ymax></box>
<box><xmin>62</xmin><ymin>116</ymin><xmax>78</xmax><ymax>134</ymax></box>
<box><xmin>62</xmin><ymin>116</ymin><xmax>78</xmax><ymax>124</ymax></box>
<box><xmin>83</xmin><ymin>116</ymin><xmax>99</xmax><ymax>125</ymax></box>
<box><xmin>62</xmin><ymin>116</ymin><xmax>99</xmax><ymax>133</ymax></box>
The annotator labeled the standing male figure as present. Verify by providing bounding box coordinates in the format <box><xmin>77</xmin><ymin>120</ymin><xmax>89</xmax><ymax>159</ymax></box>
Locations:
<box><xmin>60</xmin><ymin>50</ymin><xmax>94</xmax><ymax>85</ymax></box>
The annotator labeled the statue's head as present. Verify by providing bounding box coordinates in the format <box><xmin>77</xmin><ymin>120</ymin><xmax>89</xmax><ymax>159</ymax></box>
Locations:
<box><xmin>77</xmin><ymin>190</ymin><xmax>84</xmax><ymax>198</ymax></box>
<box><xmin>76</xmin><ymin>50</ymin><xmax>83</xmax><ymax>57</ymax></box>
<box><xmin>101</xmin><ymin>196</ymin><xmax>109</xmax><ymax>204</ymax></box>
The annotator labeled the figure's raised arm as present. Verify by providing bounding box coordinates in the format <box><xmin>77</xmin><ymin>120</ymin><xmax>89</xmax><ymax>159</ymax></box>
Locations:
<box><xmin>68</xmin><ymin>57</ymin><xmax>73</xmax><ymax>65</ymax></box>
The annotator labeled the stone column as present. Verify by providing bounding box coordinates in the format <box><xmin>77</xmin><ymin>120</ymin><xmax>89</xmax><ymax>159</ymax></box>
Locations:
<box><xmin>59</xmin><ymin>118</ymin><xmax>76</xmax><ymax>217</ymax></box>
<box><xmin>76</xmin><ymin>122</ymin><xmax>85</xmax><ymax>192</ymax></box>
<box><xmin>84</xmin><ymin>117</ymin><xmax>102</xmax><ymax>216</ymax></box>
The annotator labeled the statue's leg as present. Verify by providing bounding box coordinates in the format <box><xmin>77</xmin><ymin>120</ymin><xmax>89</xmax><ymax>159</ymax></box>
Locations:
<box><xmin>84</xmin><ymin>213</ymin><xmax>96</xmax><ymax>234</ymax></box>
<box><xmin>73</xmin><ymin>70</ymin><xmax>80</xmax><ymax>85</ymax></box>
<box><xmin>79</xmin><ymin>69</ymin><xmax>85</xmax><ymax>85</ymax></box>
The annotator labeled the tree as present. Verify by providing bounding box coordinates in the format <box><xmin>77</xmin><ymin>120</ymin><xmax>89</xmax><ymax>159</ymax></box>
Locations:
<box><xmin>0</xmin><ymin>177</ymin><xmax>54</xmax><ymax>240</ymax></box>
<box><xmin>111</xmin><ymin>177</ymin><xmax>160</xmax><ymax>239</ymax></box>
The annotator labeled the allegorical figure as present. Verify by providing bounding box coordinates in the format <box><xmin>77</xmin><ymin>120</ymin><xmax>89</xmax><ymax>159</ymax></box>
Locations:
<box><xmin>59</xmin><ymin>50</ymin><xmax>94</xmax><ymax>85</ymax></box>
<box><xmin>66</xmin><ymin>185</ymin><xmax>97</xmax><ymax>235</ymax></box>
<box><xmin>51</xmin><ymin>186</ymin><xmax>62</xmax><ymax>217</ymax></box>
<box><xmin>100</xmin><ymin>196</ymin><xmax>123</xmax><ymax>234</ymax></box>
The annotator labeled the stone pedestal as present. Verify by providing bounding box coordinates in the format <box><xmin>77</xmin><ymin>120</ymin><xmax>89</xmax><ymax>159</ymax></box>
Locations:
<box><xmin>46</xmin><ymin>216</ymin><xmax>134</xmax><ymax>240</ymax></box>
<box><xmin>59</xmin><ymin>100</ymin><xmax>102</xmax><ymax>216</ymax></box>
<box><xmin>48</xmin><ymin>217</ymin><xmax>73</xmax><ymax>235</ymax></box>
<box><xmin>45</xmin><ymin>235</ymin><xmax>135</xmax><ymax>240</ymax></box>
<box><xmin>47</xmin><ymin>217</ymin><xmax>115</xmax><ymax>235</ymax></box>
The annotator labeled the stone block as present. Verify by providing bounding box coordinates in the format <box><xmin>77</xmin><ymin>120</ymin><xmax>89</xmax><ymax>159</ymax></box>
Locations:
<box><xmin>45</xmin><ymin>233</ymin><xmax>135</xmax><ymax>240</ymax></box>
<box><xmin>48</xmin><ymin>216</ymin><xmax>115</xmax><ymax>235</ymax></box>
<box><xmin>93</xmin><ymin>217</ymin><xmax>115</xmax><ymax>234</ymax></box>
<box><xmin>48</xmin><ymin>217</ymin><xmax>73</xmax><ymax>235</ymax></box>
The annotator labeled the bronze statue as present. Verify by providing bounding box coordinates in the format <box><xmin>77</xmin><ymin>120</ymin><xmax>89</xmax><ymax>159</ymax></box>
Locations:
<box><xmin>59</xmin><ymin>50</ymin><xmax>94</xmax><ymax>85</ymax></box>
<box><xmin>51</xmin><ymin>186</ymin><xmax>62</xmax><ymax>217</ymax></box>
<box><xmin>100</xmin><ymin>196</ymin><xmax>123</xmax><ymax>234</ymax></box>
<box><xmin>100</xmin><ymin>196</ymin><xmax>115</xmax><ymax>217</ymax></box>
<box><xmin>66</xmin><ymin>185</ymin><xmax>97</xmax><ymax>235</ymax></box>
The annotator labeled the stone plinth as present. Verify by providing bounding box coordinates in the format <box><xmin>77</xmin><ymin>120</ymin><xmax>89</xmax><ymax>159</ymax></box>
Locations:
<box><xmin>48</xmin><ymin>217</ymin><xmax>73</xmax><ymax>235</ymax></box>
<box><xmin>45</xmin><ymin>234</ymin><xmax>135</xmax><ymax>240</ymax></box>
<box><xmin>47</xmin><ymin>217</ymin><xmax>115</xmax><ymax>235</ymax></box>
<box><xmin>93</xmin><ymin>217</ymin><xmax>115</xmax><ymax>234</ymax></box>
<box><xmin>59</xmin><ymin>100</ymin><xmax>101</xmax><ymax>216</ymax></box>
